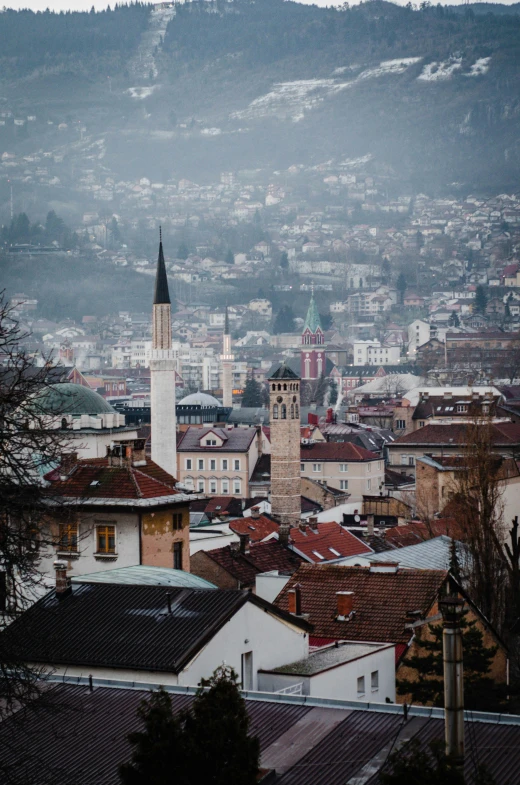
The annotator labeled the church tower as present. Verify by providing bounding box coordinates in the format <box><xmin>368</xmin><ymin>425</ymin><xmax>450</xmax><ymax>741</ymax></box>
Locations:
<box><xmin>269</xmin><ymin>363</ymin><xmax>301</xmax><ymax>529</ymax></box>
<box><xmin>221</xmin><ymin>306</ymin><xmax>233</xmax><ymax>408</ymax></box>
<box><xmin>301</xmin><ymin>290</ymin><xmax>325</xmax><ymax>380</ymax></box>
<box><xmin>150</xmin><ymin>230</ymin><xmax>177</xmax><ymax>477</ymax></box>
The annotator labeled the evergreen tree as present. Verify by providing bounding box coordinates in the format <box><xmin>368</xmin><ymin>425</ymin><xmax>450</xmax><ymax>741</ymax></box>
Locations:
<box><xmin>273</xmin><ymin>304</ymin><xmax>295</xmax><ymax>334</ymax></box>
<box><xmin>396</xmin><ymin>271</ymin><xmax>407</xmax><ymax>304</ymax></box>
<box><xmin>241</xmin><ymin>374</ymin><xmax>263</xmax><ymax>407</ymax></box>
<box><xmin>119</xmin><ymin>689</ymin><xmax>186</xmax><ymax>785</ymax></box>
<box><xmin>328</xmin><ymin>378</ymin><xmax>338</xmax><ymax>406</ymax></box>
<box><xmin>279</xmin><ymin>251</ymin><xmax>288</xmax><ymax>270</ymax></box>
<box><xmin>379</xmin><ymin>738</ymin><xmax>495</xmax><ymax>785</ymax></box>
<box><xmin>397</xmin><ymin>611</ymin><xmax>502</xmax><ymax>711</ymax></box>
<box><xmin>178</xmin><ymin>242</ymin><xmax>189</xmax><ymax>260</ymax></box>
<box><xmin>448</xmin><ymin>311</ymin><xmax>460</xmax><ymax>327</ymax></box>
<box><xmin>183</xmin><ymin>666</ymin><xmax>260</xmax><ymax>785</ymax></box>
<box><xmin>225</xmin><ymin>249</ymin><xmax>235</xmax><ymax>265</ymax></box>
<box><xmin>474</xmin><ymin>285</ymin><xmax>487</xmax><ymax>314</ymax></box>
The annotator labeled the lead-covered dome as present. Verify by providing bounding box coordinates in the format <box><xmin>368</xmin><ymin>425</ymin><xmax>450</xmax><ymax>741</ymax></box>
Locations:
<box><xmin>177</xmin><ymin>391</ymin><xmax>221</xmax><ymax>408</ymax></box>
<box><xmin>30</xmin><ymin>382</ymin><xmax>116</xmax><ymax>417</ymax></box>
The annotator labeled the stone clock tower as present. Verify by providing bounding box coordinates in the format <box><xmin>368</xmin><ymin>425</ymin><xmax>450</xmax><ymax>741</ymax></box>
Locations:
<box><xmin>268</xmin><ymin>363</ymin><xmax>301</xmax><ymax>529</ymax></box>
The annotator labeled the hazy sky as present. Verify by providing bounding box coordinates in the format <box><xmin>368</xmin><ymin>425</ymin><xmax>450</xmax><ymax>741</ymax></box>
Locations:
<box><xmin>2</xmin><ymin>0</ymin><xmax>518</xmax><ymax>11</ymax></box>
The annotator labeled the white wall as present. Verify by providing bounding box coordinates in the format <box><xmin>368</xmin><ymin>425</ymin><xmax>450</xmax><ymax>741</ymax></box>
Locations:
<box><xmin>255</xmin><ymin>571</ymin><xmax>291</xmax><ymax>604</ymax></box>
<box><xmin>180</xmin><ymin>601</ymin><xmax>309</xmax><ymax>690</ymax></box>
<box><xmin>258</xmin><ymin>644</ymin><xmax>395</xmax><ymax>703</ymax></box>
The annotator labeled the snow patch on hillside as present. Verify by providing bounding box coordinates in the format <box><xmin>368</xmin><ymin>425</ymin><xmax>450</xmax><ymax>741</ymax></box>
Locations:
<box><xmin>417</xmin><ymin>57</ymin><xmax>462</xmax><ymax>81</ymax></box>
<box><xmin>231</xmin><ymin>57</ymin><xmax>421</xmax><ymax>121</ymax></box>
<box><xmin>465</xmin><ymin>57</ymin><xmax>491</xmax><ymax>77</ymax></box>
<box><xmin>356</xmin><ymin>57</ymin><xmax>422</xmax><ymax>80</ymax></box>
<box><xmin>340</xmin><ymin>153</ymin><xmax>373</xmax><ymax>168</ymax></box>
<box><xmin>126</xmin><ymin>86</ymin><xmax>158</xmax><ymax>100</ymax></box>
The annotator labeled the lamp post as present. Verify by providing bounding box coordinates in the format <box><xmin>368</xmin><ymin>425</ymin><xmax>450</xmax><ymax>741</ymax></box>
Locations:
<box><xmin>439</xmin><ymin>593</ymin><xmax>465</xmax><ymax>772</ymax></box>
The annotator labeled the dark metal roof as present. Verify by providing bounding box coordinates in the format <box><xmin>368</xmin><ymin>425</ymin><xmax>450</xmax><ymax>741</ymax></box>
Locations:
<box><xmin>269</xmin><ymin>362</ymin><xmax>300</xmax><ymax>380</ymax></box>
<box><xmin>153</xmin><ymin>239</ymin><xmax>171</xmax><ymax>305</ymax></box>
<box><xmin>2</xmin><ymin>585</ymin><xmax>250</xmax><ymax>673</ymax></box>
<box><xmin>3</xmin><ymin>683</ymin><xmax>520</xmax><ymax>785</ymax></box>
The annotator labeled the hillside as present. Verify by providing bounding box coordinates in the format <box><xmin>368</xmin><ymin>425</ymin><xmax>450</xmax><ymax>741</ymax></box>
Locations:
<box><xmin>1</xmin><ymin>1</ymin><xmax>520</xmax><ymax>194</ymax></box>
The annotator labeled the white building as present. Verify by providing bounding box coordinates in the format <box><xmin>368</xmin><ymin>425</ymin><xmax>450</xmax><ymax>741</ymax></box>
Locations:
<box><xmin>407</xmin><ymin>319</ymin><xmax>432</xmax><ymax>358</ymax></box>
<box><xmin>353</xmin><ymin>340</ymin><xmax>401</xmax><ymax>366</ymax></box>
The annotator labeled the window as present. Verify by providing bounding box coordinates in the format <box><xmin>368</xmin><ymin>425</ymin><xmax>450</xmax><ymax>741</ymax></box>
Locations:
<box><xmin>357</xmin><ymin>676</ymin><xmax>365</xmax><ymax>696</ymax></box>
<box><xmin>96</xmin><ymin>525</ymin><xmax>116</xmax><ymax>554</ymax></box>
<box><xmin>395</xmin><ymin>419</ymin><xmax>406</xmax><ymax>430</ymax></box>
<box><xmin>172</xmin><ymin>513</ymin><xmax>183</xmax><ymax>530</ymax></box>
<box><xmin>222</xmin><ymin>459</ymin><xmax>228</xmax><ymax>471</ymax></box>
<box><xmin>367</xmin><ymin>463</ymin><xmax>372</xmax><ymax>473</ymax></box>
<box><xmin>419</xmin><ymin>421</ymin><xmax>425</xmax><ymax>428</ymax></box>
<box><xmin>339</xmin><ymin>464</ymin><xmax>348</xmax><ymax>472</ymax></box>
<box><xmin>197</xmin><ymin>479</ymin><xmax>205</xmax><ymax>492</ymax></box>
<box><xmin>408</xmin><ymin>456</ymin><xmax>415</xmax><ymax>466</ymax></box>
<box><xmin>210</xmin><ymin>481</ymin><xmax>217</xmax><ymax>494</ymax></box>
<box><xmin>457</xmin><ymin>405</ymin><xmax>467</xmax><ymax>413</ymax></box>
<box><xmin>312</xmin><ymin>463</ymin><xmax>322</xmax><ymax>472</ymax></box>
<box><xmin>197</xmin><ymin>459</ymin><xmax>204</xmax><ymax>470</ymax></box>
<box><xmin>234</xmin><ymin>459</ymin><xmax>240</xmax><ymax>471</ymax></box>
<box><xmin>206</xmin><ymin>438</ymin><xmax>217</xmax><ymax>446</ymax></box>
<box><xmin>378</xmin><ymin>462</ymin><xmax>382</xmax><ymax>470</ymax></box>
<box><xmin>210</xmin><ymin>459</ymin><xmax>216</xmax><ymax>471</ymax></box>
<box><xmin>233</xmin><ymin>481</ymin><xmax>241</xmax><ymax>495</ymax></box>
<box><xmin>58</xmin><ymin>523</ymin><xmax>78</xmax><ymax>552</ymax></box>
<box><xmin>173</xmin><ymin>541</ymin><xmax>183</xmax><ymax>570</ymax></box>
<box><xmin>222</xmin><ymin>480</ymin><xmax>229</xmax><ymax>494</ymax></box>
<box><xmin>301</xmin><ymin>463</ymin><xmax>305</xmax><ymax>472</ymax></box>
<box><xmin>340</xmin><ymin>480</ymin><xmax>348</xmax><ymax>490</ymax></box>
<box><xmin>186</xmin><ymin>458</ymin><xmax>192</xmax><ymax>470</ymax></box>
<box><xmin>367</xmin><ymin>479</ymin><xmax>371</xmax><ymax>490</ymax></box>
<box><xmin>371</xmin><ymin>671</ymin><xmax>379</xmax><ymax>691</ymax></box>
<box><xmin>273</xmin><ymin>404</ymin><xmax>279</xmax><ymax>419</ymax></box>
<box><xmin>241</xmin><ymin>651</ymin><xmax>253</xmax><ymax>690</ymax></box>
<box><xmin>281</xmin><ymin>404</ymin><xmax>287</xmax><ymax>419</ymax></box>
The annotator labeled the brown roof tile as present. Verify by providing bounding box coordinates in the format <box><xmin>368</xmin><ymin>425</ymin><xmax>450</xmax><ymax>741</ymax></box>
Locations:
<box><xmin>229</xmin><ymin>515</ymin><xmax>279</xmax><ymax>543</ymax></box>
<box><xmin>49</xmin><ymin>459</ymin><xmax>179</xmax><ymax>501</ymax></box>
<box><xmin>392</xmin><ymin>422</ymin><xmax>520</xmax><ymax>446</ymax></box>
<box><xmin>300</xmin><ymin>442</ymin><xmax>378</xmax><ymax>462</ymax></box>
<box><xmin>289</xmin><ymin>522</ymin><xmax>373</xmax><ymax>562</ymax></box>
<box><xmin>275</xmin><ymin>564</ymin><xmax>447</xmax><ymax>645</ymax></box>
<box><xmin>205</xmin><ymin>541</ymin><xmax>304</xmax><ymax>587</ymax></box>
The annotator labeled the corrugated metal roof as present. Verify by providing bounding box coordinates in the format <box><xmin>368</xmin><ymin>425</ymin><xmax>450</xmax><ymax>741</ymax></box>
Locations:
<box><xmin>71</xmin><ymin>565</ymin><xmax>216</xmax><ymax>589</ymax></box>
<box><xmin>1</xmin><ymin>683</ymin><xmax>520</xmax><ymax>785</ymax></box>
<box><xmin>364</xmin><ymin>536</ymin><xmax>456</xmax><ymax>571</ymax></box>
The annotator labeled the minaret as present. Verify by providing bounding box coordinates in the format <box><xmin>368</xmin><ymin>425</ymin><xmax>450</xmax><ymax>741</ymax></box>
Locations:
<box><xmin>269</xmin><ymin>363</ymin><xmax>301</xmax><ymax>530</ymax></box>
<box><xmin>301</xmin><ymin>285</ymin><xmax>325</xmax><ymax>380</ymax></box>
<box><xmin>221</xmin><ymin>306</ymin><xmax>233</xmax><ymax>408</ymax></box>
<box><xmin>150</xmin><ymin>229</ymin><xmax>177</xmax><ymax>477</ymax></box>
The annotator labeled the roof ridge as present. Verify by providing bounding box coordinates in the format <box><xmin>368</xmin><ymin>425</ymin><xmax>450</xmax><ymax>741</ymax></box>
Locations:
<box><xmin>133</xmin><ymin>465</ymin><xmax>176</xmax><ymax>493</ymax></box>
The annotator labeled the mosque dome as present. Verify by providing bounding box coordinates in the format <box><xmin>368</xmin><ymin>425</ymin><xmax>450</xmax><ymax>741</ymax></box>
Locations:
<box><xmin>177</xmin><ymin>391</ymin><xmax>222</xmax><ymax>408</ymax></box>
<box><xmin>30</xmin><ymin>382</ymin><xmax>116</xmax><ymax>417</ymax></box>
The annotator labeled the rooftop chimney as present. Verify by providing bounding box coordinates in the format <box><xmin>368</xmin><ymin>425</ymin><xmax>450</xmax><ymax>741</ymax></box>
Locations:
<box><xmin>287</xmin><ymin>584</ymin><xmax>302</xmax><ymax>615</ymax></box>
<box><xmin>54</xmin><ymin>560</ymin><xmax>71</xmax><ymax>598</ymax></box>
<box><xmin>107</xmin><ymin>439</ymin><xmax>147</xmax><ymax>468</ymax></box>
<box><xmin>439</xmin><ymin>593</ymin><xmax>465</xmax><ymax>772</ymax></box>
<box><xmin>336</xmin><ymin>591</ymin><xmax>354</xmax><ymax>620</ymax></box>
<box><xmin>299</xmin><ymin>520</ymin><xmax>307</xmax><ymax>533</ymax></box>
<box><xmin>326</xmin><ymin>407</ymin><xmax>334</xmax><ymax>424</ymax></box>
<box><xmin>278</xmin><ymin>523</ymin><xmax>290</xmax><ymax>547</ymax></box>
<box><xmin>366</xmin><ymin>514</ymin><xmax>375</xmax><ymax>537</ymax></box>
<box><xmin>444</xmin><ymin>391</ymin><xmax>453</xmax><ymax>400</ymax></box>
<box><xmin>250</xmin><ymin>505</ymin><xmax>261</xmax><ymax>520</ymax></box>
<box><xmin>59</xmin><ymin>452</ymin><xmax>78</xmax><ymax>481</ymax></box>
<box><xmin>309</xmin><ymin>516</ymin><xmax>319</xmax><ymax>532</ymax></box>
<box><xmin>238</xmin><ymin>531</ymin><xmax>250</xmax><ymax>555</ymax></box>
<box><xmin>369</xmin><ymin>562</ymin><xmax>399</xmax><ymax>574</ymax></box>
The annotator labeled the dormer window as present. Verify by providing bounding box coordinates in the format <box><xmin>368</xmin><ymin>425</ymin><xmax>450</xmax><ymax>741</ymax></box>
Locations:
<box><xmin>206</xmin><ymin>439</ymin><xmax>217</xmax><ymax>446</ymax></box>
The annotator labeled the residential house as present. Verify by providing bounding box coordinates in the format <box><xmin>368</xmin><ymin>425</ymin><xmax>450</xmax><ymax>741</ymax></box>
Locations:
<box><xmin>300</xmin><ymin>442</ymin><xmax>385</xmax><ymax>501</ymax></box>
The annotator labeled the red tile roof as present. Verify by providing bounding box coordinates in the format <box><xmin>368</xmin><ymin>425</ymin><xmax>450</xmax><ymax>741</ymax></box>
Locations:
<box><xmin>300</xmin><ymin>442</ymin><xmax>378</xmax><ymax>462</ymax></box>
<box><xmin>288</xmin><ymin>522</ymin><xmax>373</xmax><ymax>563</ymax></box>
<box><xmin>48</xmin><ymin>458</ymin><xmax>179</xmax><ymax>501</ymax></box>
<box><xmin>203</xmin><ymin>541</ymin><xmax>303</xmax><ymax>587</ymax></box>
<box><xmin>275</xmin><ymin>564</ymin><xmax>447</xmax><ymax>647</ymax></box>
<box><xmin>229</xmin><ymin>515</ymin><xmax>278</xmax><ymax>543</ymax></box>
<box><xmin>392</xmin><ymin>422</ymin><xmax>520</xmax><ymax>446</ymax></box>
<box><xmin>385</xmin><ymin>518</ymin><xmax>461</xmax><ymax>548</ymax></box>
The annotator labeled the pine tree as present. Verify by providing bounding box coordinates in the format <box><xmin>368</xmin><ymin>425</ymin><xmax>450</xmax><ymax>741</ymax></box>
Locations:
<box><xmin>178</xmin><ymin>242</ymin><xmax>189</xmax><ymax>260</ymax></box>
<box><xmin>225</xmin><ymin>249</ymin><xmax>235</xmax><ymax>265</ymax></box>
<box><xmin>279</xmin><ymin>251</ymin><xmax>288</xmax><ymax>270</ymax></box>
<box><xmin>396</xmin><ymin>271</ymin><xmax>407</xmax><ymax>304</ymax></box>
<box><xmin>183</xmin><ymin>666</ymin><xmax>260</xmax><ymax>785</ymax></box>
<box><xmin>241</xmin><ymin>375</ymin><xmax>263</xmax><ymax>407</ymax></box>
<box><xmin>397</xmin><ymin>610</ymin><xmax>502</xmax><ymax>711</ymax></box>
<box><xmin>119</xmin><ymin>689</ymin><xmax>187</xmax><ymax>785</ymax></box>
<box><xmin>474</xmin><ymin>285</ymin><xmax>487</xmax><ymax>314</ymax></box>
<box><xmin>328</xmin><ymin>378</ymin><xmax>338</xmax><ymax>406</ymax></box>
<box><xmin>273</xmin><ymin>304</ymin><xmax>295</xmax><ymax>334</ymax></box>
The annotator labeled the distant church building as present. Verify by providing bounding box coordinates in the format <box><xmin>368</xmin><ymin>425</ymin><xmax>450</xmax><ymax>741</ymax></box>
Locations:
<box><xmin>150</xmin><ymin>231</ymin><xmax>177</xmax><ymax>478</ymax></box>
<box><xmin>301</xmin><ymin>292</ymin><xmax>325</xmax><ymax>380</ymax></box>
<box><xmin>268</xmin><ymin>363</ymin><xmax>301</xmax><ymax>529</ymax></box>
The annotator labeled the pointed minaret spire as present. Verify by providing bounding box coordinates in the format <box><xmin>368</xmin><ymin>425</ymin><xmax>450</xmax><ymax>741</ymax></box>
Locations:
<box><xmin>224</xmin><ymin>305</ymin><xmax>230</xmax><ymax>335</ymax></box>
<box><xmin>221</xmin><ymin>305</ymin><xmax>233</xmax><ymax>408</ymax></box>
<box><xmin>154</xmin><ymin>226</ymin><xmax>171</xmax><ymax>305</ymax></box>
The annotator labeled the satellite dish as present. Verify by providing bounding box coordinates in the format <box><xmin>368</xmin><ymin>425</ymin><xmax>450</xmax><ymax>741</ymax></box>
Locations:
<box><xmin>354</xmin><ymin>515</ymin><xmax>361</xmax><ymax>523</ymax></box>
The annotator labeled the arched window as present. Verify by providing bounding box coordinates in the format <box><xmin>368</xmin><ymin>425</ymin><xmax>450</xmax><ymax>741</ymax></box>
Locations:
<box><xmin>278</xmin><ymin>384</ymin><xmax>281</xmax><ymax>391</ymax></box>
<box><xmin>283</xmin><ymin>383</ymin><xmax>287</xmax><ymax>391</ymax></box>
<box><xmin>290</xmin><ymin>404</ymin><xmax>294</xmax><ymax>419</ymax></box>
<box><xmin>281</xmin><ymin>404</ymin><xmax>287</xmax><ymax>419</ymax></box>
<box><xmin>273</xmin><ymin>404</ymin><xmax>279</xmax><ymax>419</ymax></box>
<box><xmin>272</xmin><ymin>383</ymin><xmax>276</xmax><ymax>391</ymax></box>
<box><xmin>61</xmin><ymin>418</ymin><xmax>68</xmax><ymax>430</ymax></box>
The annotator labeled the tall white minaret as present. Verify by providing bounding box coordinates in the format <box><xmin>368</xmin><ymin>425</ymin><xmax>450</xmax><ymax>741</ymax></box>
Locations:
<box><xmin>221</xmin><ymin>306</ymin><xmax>234</xmax><ymax>408</ymax></box>
<box><xmin>150</xmin><ymin>229</ymin><xmax>177</xmax><ymax>477</ymax></box>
